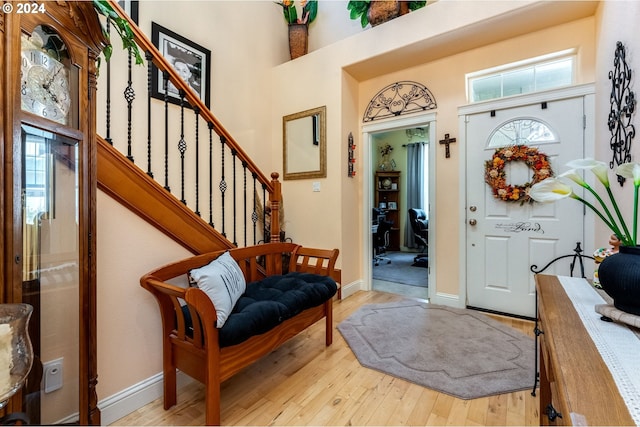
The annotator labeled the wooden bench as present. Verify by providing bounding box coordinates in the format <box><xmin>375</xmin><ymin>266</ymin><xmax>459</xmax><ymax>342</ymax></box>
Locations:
<box><xmin>140</xmin><ymin>242</ymin><xmax>339</xmax><ymax>425</ymax></box>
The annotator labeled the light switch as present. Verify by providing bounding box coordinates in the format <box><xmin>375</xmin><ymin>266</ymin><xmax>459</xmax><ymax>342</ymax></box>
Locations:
<box><xmin>313</xmin><ymin>182</ymin><xmax>321</xmax><ymax>192</ymax></box>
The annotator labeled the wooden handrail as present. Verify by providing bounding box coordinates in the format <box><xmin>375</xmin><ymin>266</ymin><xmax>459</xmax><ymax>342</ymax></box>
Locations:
<box><xmin>107</xmin><ymin>0</ymin><xmax>274</xmax><ymax>195</ymax></box>
<box><xmin>102</xmin><ymin>0</ymin><xmax>282</xmax><ymax>244</ymax></box>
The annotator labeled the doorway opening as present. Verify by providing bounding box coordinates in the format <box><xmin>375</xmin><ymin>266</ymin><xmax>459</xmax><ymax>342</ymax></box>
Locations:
<box><xmin>362</xmin><ymin>113</ymin><xmax>436</xmax><ymax>301</ymax></box>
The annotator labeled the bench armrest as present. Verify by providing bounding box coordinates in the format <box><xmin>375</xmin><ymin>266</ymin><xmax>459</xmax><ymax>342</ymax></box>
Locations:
<box><xmin>289</xmin><ymin>247</ymin><xmax>339</xmax><ymax>278</ymax></box>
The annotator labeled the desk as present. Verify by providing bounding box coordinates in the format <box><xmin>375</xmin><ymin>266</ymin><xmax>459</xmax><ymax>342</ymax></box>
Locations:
<box><xmin>536</xmin><ymin>274</ymin><xmax>635</xmax><ymax>425</ymax></box>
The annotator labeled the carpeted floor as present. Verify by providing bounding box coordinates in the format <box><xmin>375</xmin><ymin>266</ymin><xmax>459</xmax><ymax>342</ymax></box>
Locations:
<box><xmin>372</xmin><ymin>251</ymin><xmax>428</xmax><ymax>287</ymax></box>
<box><xmin>338</xmin><ymin>299</ymin><xmax>535</xmax><ymax>400</ymax></box>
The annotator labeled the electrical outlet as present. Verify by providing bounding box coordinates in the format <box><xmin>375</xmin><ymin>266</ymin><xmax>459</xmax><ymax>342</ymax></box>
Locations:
<box><xmin>43</xmin><ymin>357</ymin><xmax>63</xmax><ymax>393</ymax></box>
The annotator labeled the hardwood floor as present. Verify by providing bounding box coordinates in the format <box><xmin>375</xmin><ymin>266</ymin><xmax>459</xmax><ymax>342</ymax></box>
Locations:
<box><xmin>111</xmin><ymin>291</ymin><xmax>540</xmax><ymax>426</ymax></box>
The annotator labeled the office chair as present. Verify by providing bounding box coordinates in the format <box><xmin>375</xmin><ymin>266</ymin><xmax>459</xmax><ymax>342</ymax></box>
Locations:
<box><xmin>408</xmin><ymin>208</ymin><xmax>429</xmax><ymax>266</ymax></box>
<box><xmin>373</xmin><ymin>219</ymin><xmax>393</xmax><ymax>266</ymax></box>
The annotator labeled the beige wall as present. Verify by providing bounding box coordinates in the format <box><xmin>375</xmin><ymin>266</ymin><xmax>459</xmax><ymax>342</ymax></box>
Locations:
<box><xmin>97</xmin><ymin>192</ymin><xmax>192</xmax><ymax>399</ymax></box>
<box><xmin>593</xmin><ymin>1</ymin><xmax>640</xmax><ymax>245</ymax></box>
<box><xmin>95</xmin><ymin>0</ymin><xmax>639</xmax><ymax>419</ymax></box>
<box><xmin>95</xmin><ymin>0</ymin><xmax>286</xmax><ymax>402</ymax></box>
<box><xmin>271</xmin><ymin>6</ymin><xmax>596</xmax><ymax>297</ymax></box>
<box><xmin>271</xmin><ymin>1</ymin><xmax>545</xmax><ymax>291</ymax></box>
<box><xmin>358</xmin><ymin>17</ymin><xmax>596</xmax><ymax>297</ymax></box>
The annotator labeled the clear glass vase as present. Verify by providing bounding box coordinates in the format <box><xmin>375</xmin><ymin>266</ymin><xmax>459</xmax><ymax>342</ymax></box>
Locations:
<box><xmin>0</xmin><ymin>304</ymin><xmax>34</xmax><ymax>409</ymax></box>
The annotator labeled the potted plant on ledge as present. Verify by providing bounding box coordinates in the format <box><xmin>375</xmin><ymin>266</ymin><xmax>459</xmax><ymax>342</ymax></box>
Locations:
<box><xmin>276</xmin><ymin>0</ymin><xmax>318</xmax><ymax>59</ymax></box>
<box><xmin>347</xmin><ymin>0</ymin><xmax>427</xmax><ymax>28</ymax></box>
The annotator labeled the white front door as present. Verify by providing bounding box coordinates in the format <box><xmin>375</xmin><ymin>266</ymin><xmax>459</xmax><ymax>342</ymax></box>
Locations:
<box><xmin>465</xmin><ymin>95</ymin><xmax>586</xmax><ymax>318</ymax></box>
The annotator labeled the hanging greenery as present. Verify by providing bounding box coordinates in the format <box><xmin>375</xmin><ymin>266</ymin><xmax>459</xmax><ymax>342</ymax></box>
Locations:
<box><xmin>92</xmin><ymin>0</ymin><xmax>144</xmax><ymax>65</ymax></box>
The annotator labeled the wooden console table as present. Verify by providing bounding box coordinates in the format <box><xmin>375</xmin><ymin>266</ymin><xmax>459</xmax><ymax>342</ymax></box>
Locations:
<box><xmin>536</xmin><ymin>274</ymin><xmax>635</xmax><ymax>426</ymax></box>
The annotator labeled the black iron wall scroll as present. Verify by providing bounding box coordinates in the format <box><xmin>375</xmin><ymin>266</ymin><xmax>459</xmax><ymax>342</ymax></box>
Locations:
<box><xmin>363</xmin><ymin>81</ymin><xmax>437</xmax><ymax>122</ymax></box>
<box><xmin>608</xmin><ymin>41</ymin><xmax>636</xmax><ymax>186</ymax></box>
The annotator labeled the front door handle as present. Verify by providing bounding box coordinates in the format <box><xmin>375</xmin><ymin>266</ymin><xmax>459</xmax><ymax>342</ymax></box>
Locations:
<box><xmin>469</xmin><ymin>219</ymin><xmax>477</xmax><ymax>226</ymax></box>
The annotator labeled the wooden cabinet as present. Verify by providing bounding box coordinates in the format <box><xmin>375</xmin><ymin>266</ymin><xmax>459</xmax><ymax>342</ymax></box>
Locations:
<box><xmin>536</xmin><ymin>275</ymin><xmax>634</xmax><ymax>426</ymax></box>
<box><xmin>375</xmin><ymin>171</ymin><xmax>401</xmax><ymax>251</ymax></box>
<box><xmin>2</xmin><ymin>3</ymin><xmax>107</xmax><ymax>424</ymax></box>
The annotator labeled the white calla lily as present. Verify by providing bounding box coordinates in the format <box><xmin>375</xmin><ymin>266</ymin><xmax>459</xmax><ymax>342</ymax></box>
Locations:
<box><xmin>529</xmin><ymin>178</ymin><xmax>573</xmax><ymax>202</ymax></box>
<box><xmin>558</xmin><ymin>169</ymin><xmax>586</xmax><ymax>187</ymax></box>
<box><xmin>617</xmin><ymin>162</ymin><xmax>640</xmax><ymax>185</ymax></box>
<box><xmin>565</xmin><ymin>158</ymin><xmax>631</xmax><ymax>242</ymax></box>
<box><xmin>566</xmin><ymin>158</ymin><xmax>610</xmax><ymax>186</ymax></box>
<box><xmin>531</xmin><ymin>158</ymin><xmax>637</xmax><ymax>246</ymax></box>
<box><xmin>616</xmin><ymin>162</ymin><xmax>640</xmax><ymax>243</ymax></box>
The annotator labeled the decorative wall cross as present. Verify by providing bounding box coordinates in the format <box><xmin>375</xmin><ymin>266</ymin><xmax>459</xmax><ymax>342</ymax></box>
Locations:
<box><xmin>439</xmin><ymin>133</ymin><xmax>456</xmax><ymax>158</ymax></box>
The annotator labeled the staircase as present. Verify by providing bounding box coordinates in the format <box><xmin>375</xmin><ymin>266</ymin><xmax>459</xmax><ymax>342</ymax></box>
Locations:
<box><xmin>95</xmin><ymin>1</ymin><xmax>281</xmax><ymax>254</ymax></box>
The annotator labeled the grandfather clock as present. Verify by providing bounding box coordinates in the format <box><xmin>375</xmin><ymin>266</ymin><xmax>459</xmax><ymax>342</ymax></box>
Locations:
<box><xmin>1</xmin><ymin>2</ymin><xmax>107</xmax><ymax>424</ymax></box>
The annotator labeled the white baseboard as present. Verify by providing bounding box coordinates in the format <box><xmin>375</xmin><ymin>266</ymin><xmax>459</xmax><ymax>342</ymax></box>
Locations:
<box><xmin>431</xmin><ymin>291</ymin><xmax>462</xmax><ymax>308</ymax></box>
<box><xmin>99</xmin><ymin>371</ymin><xmax>193</xmax><ymax>425</ymax></box>
<box><xmin>341</xmin><ymin>279</ymin><xmax>363</xmax><ymax>299</ymax></box>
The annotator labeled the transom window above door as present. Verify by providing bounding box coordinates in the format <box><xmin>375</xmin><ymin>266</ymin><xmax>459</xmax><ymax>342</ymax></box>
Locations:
<box><xmin>487</xmin><ymin>118</ymin><xmax>558</xmax><ymax>148</ymax></box>
<box><xmin>467</xmin><ymin>49</ymin><xmax>575</xmax><ymax>103</ymax></box>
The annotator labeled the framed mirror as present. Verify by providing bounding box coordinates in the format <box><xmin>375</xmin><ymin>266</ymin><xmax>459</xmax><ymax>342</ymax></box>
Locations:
<box><xmin>283</xmin><ymin>106</ymin><xmax>326</xmax><ymax>180</ymax></box>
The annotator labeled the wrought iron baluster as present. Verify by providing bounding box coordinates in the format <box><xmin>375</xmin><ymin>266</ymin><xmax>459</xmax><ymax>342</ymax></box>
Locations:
<box><xmin>208</xmin><ymin>123</ymin><xmax>214</xmax><ymax>228</ymax></box>
<box><xmin>262</xmin><ymin>184</ymin><xmax>267</xmax><ymax>243</ymax></box>
<box><xmin>178</xmin><ymin>90</ymin><xmax>187</xmax><ymax>205</ymax></box>
<box><xmin>242</xmin><ymin>161</ymin><xmax>248</xmax><ymax>247</ymax></box>
<box><xmin>163</xmin><ymin>72</ymin><xmax>171</xmax><ymax>192</ymax></box>
<box><xmin>146</xmin><ymin>51</ymin><xmax>154</xmax><ymax>178</ymax></box>
<box><xmin>194</xmin><ymin>107</ymin><xmax>201</xmax><ymax>216</ymax></box>
<box><xmin>219</xmin><ymin>136</ymin><xmax>227</xmax><ymax>238</ymax></box>
<box><xmin>124</xmin><ymin>47</ymin><xmax>135</xmax><ymax>162</ymax></box>
<box><xmin>105</xmin><ymin>19</ymin><xmax>112</xmax><ymax>145</ymax></box>
<box><xmin>252</xmin><ymin>174</ymin><xmax>258</xmax><ymax>245</ymax></box>
<box><xmin>232</xmin><ymin>149</ymin><xmax>238</xmax><ymax>247</ymax></box>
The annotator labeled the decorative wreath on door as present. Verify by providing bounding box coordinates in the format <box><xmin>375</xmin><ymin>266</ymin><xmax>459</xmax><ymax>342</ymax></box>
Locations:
<box><xmin>484</xmin><ymin>145</ymin><xmax>553</xmax><ymax>203</ymax></box>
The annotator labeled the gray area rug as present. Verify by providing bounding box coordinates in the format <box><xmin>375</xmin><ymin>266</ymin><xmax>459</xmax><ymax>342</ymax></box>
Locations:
<box><xmin>338</xmin><ymin>300</ymin><xmax>534</xmax><ymax>399</ymax></box>
<box><xmin>372</xmin><ymin>251</ymin><xmax>428</xmax><ymax>287</ymax></box>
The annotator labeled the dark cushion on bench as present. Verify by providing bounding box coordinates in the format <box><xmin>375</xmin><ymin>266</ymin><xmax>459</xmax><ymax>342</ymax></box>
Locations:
<box><xmin>182</xmin><ymin>272</ymin><xmax>337</xmax><ymax>348</ymax></box>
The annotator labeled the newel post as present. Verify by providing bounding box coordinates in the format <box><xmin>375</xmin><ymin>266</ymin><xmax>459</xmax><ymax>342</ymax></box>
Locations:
<box><xmin>269</xmin><ymin>172</ymin><xmax>282</xmax><ymax>243</ymax></box>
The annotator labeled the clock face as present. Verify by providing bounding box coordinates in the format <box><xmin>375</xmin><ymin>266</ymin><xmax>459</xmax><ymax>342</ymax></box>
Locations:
<box><xmin>21</xmin><ymin>32</ymin><xmax>72</xmax><ymax>126</ymax></box>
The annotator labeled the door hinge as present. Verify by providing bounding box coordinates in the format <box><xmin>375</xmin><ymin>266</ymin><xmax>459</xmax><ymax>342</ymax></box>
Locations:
<box><xmin>583</xmin><ymin>114</ymin><xmax>586</xmax><ymax>129</ymax></box>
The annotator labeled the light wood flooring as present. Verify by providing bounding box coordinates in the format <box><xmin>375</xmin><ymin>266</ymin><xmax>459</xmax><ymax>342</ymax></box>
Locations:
<box><xmin>111</xmin><ymin>290</ymin><xmax>539</xmax><ymax>426</ymax></box>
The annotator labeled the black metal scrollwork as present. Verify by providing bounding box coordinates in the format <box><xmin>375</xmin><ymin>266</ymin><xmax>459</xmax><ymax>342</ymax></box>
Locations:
<box><xmin>530</xmin><ymin>242</ymin><xmax>594</xmax><ymax>278</ymax></box>
<box><xmin>545</xmin><ymin>404</ymin><xmax>563</xmax><ymax>422</ymax></box>
<box><xmin>608</xmin><ymin>41</ymin><xmax>636</xmax><ymax>186</ymax></box>
<box><xmin>363</xmin><ymin>81</ymin><xmax>437</xmax><ymax>122</ymax></box>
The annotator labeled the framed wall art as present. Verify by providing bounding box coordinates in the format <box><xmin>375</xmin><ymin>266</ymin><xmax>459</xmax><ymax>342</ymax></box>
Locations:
<box><xmin>118</xmin><ymin>0</ymin><xmax>139</xmax><ymax>24</ymax></box>
<box><xmin>151</xmin><ymin>22</ymin><xmax>211</xmax><ymax>108</ymax></box>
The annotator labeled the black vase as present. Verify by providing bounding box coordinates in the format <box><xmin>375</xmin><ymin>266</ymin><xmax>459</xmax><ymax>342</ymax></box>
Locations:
<box><xmin>599</xmin><ymin>245</ymin><xmax>640</xmax><ymax>315</ymax></box>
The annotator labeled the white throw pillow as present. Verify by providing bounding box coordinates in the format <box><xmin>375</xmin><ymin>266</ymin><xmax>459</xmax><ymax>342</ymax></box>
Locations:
<box><xmin>189</xmin><ymin>251</ymin><xmax>246</xmax><ymax>328</ymax></box>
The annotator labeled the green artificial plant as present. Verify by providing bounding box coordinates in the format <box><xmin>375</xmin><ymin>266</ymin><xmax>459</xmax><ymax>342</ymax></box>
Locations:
<box><xmin>276</xmin><ymin>0</ymin><xmax>318</xmax><ymax>25</ymax></box>
<box><xmin>92</xmin><ymin>0</ymin><xmax>144</xmax><ymax>65</ymax></box>
<box><xmin>347</xmin><ymin>1</ymin><xmax>427</xmax><ymax>28</ymax></box>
